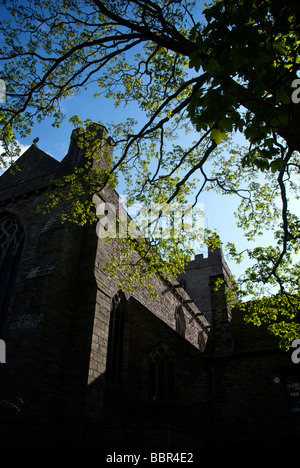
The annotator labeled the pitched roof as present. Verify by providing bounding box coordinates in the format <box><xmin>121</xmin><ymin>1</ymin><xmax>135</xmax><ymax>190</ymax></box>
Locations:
<box><xmin>0</xmin><ymin>145</ymin><xmax>59</xmax><ymax>201</ymax></box>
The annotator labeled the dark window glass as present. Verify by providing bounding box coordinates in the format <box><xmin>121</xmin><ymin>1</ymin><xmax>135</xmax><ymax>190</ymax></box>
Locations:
<box><xmin>175</xmin><ymin>305</ymin><xmax>186</xmax><ymax>338</ymax></box>
<box><xmin>106</xmin><ymin>291</ymin><xmax>126</xmax><ymax>385</ymax></box>
<box><xmin>148</xmin><ymin>344</ymin><xmax>175</xmax><ymax>402</ymax></box>
<box><xmin>198</xmin><ymin>330</ymin><xmax>206</xmax><ymax>351</ymax></box>
<box><xmin>0</xmin><ymin>215</ymin><xmax>24</xmax><ymax>336</ymax></box>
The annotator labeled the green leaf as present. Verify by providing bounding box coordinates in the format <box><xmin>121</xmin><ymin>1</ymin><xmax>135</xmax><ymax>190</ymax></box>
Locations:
<box><xmin>189</xmin><ymin>51</ymin><xmax>202</xmax><ymax>72</ymax></box>
<box><xmin>211</xmin><ymin>128</ymin><xmax>228</xmax><ymax>145</ymax></box>
<box><xmin>270</xmin><ymin>158</ymin><xmax>284</xmax><ymax>173</ymax></box>
<box><xmin>276</xmin><ymin>88</ymin><xmax>291</xmax><ymax>105</ymax></box>
<box><xmin>205</xmin><ymin>58</ymin><xmax>219</xmax><ymax>74</ymax></box>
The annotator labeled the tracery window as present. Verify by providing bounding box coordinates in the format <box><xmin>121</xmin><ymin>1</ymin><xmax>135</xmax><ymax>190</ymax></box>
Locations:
<box><xmin>175</xmin><ymin>305</ymin><xmax>186</xmax><ymax>338</ymax></box>
<box><xmin>0</xmin><ymin>215</ymin><xmax>24</xmax><ymax>335</ymax></box>
<box><xmin>148</xmin><ymin>344</ymin><xmax>175</xmax><ymax>402</ymax></box>
<box><xmin>106</xmin><ymin>290</ymin><xmax>126</xmax><ymax>385</ymax></box>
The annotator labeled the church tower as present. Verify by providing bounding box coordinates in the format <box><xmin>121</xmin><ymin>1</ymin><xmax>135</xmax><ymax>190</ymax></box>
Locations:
<box><xmin>178</xmin><ymin>242</ymin><xmax>234</xmax><ymax>355</ymax></box>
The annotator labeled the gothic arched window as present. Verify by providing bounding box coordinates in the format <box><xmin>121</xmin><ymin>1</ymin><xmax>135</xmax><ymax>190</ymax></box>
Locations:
<box><xmin>198</xmin><ymin>330</ymin><xmax>206</xmax><ymax>352</ymax></box>
<box><xmin>148</xmin><ymin>344</ymin><xmax>175</xmax><ymax>402</ymax></box>
<box><xmin>106</xmin><ymin>290</ymin><xmax>126</xmax><ymax>385</ymax></box>
<box><xmin>0</xmin><ymin>215</ymin><xmax>25</xmax><ymax>336</ymax></box>
<box><xmin>175</xmin><ymin>305</ymin><xmax>186</xmax><ymax>338</ymax></box>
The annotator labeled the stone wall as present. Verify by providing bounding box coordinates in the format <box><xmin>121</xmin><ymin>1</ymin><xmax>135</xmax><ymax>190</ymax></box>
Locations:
<box><xmin>178</xmin><ymin>243</ymin><xmax>232</xmax><ymax>324</ymax></box>
<box><xmin>1</xmin><ymin>128</ymin><xmax>299</xmax><ymax>449</ymax></box>
<box><xmin>85</xmin><ymin>297</ymin><xmax>212</xmax><ymax>449</ymax></box>
<box><xmin>0</xmin><ymin>129</ymin><xmax>211</xmax><ymax>446</ymax></box>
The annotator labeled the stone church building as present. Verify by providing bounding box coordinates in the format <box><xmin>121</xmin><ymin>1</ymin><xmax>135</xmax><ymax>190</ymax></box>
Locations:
<box><xmin>0</xmin><ymin>126</ymin><xmax>299</xmax><ymax>448</ymax></box>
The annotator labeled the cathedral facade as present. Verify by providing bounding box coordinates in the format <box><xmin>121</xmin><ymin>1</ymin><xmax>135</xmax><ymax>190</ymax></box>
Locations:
<box><xmin>0</xmin><ymin>126</ymin><xmax>299</xmax><ymax>448</ymax></box>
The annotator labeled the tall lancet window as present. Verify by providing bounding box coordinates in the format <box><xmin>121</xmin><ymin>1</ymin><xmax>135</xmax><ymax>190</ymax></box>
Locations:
<box><xmin>148</xmin><ymin>344</ymin><xmax>175</xmax><ymax>402</ymax></box>
<box><xmin>106</xmin><ymin>290</ymin><xmax>127</xmax><ymax>385</ymax></box>
<box><xmin>175</xmin><ymin>305</ymin><xmax>186</xmax><ymax>338</ymax></box>
<box><xmin>0</xmin><ymin>215</ymin><xmax>25</xmax><ymax>336</ymax></box>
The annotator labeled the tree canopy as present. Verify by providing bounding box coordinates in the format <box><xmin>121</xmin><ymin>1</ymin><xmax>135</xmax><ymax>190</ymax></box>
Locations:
<box><xmin>1</xmin><ymin>0</ymin><xmax>300</xmax><ymax>347</ymax></box>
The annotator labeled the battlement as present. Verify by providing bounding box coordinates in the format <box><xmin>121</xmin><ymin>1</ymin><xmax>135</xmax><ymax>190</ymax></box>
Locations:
<box><xmin>178</xmin><ymin>243</ymin><xmax>232</xmax><ymax>324</ymax></box>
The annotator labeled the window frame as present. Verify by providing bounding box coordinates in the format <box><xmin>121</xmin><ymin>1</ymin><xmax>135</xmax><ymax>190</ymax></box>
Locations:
<box><xmin>0</xmin><ymin>214</ymin><xmax>25</xmax><ymax>336</ymax></box>
<box><xmin>148</xmin><ymin>343</ymin><xmax>176</xmax><ymax>402</ymax></box>
<box><xmin>105</xmin><ymin>290</ymin><xmax>127</xmax><ymax>385</ymax></box>
<box><xmin>175</xmin><ymin>305</ymin><xmax>186</xmax><ymax>338</ymax></box>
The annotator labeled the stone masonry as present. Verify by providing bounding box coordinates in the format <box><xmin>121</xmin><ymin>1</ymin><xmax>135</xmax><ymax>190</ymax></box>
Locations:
<box><xmin>0</xmin><ymin>125</ymin><xmax>299</xmax><ymax>448</ymax></box>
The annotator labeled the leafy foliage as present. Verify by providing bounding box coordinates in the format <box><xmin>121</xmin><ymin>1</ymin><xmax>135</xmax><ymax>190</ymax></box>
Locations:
<box><xmin>1</xmin><ymin>0</ymin><xmax>300</xmax><ymax>346</ymax></box>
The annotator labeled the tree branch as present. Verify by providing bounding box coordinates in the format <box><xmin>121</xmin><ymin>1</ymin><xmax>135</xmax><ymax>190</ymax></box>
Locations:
<box><xmin>265</xmin><ymin>148</ymin><xmax>294</xmax><ymax>284</ymax></box>
<box><xmin>90</xmin><ymin>0</ymin><xmax>194</xmax><ymax>56</ymax></box>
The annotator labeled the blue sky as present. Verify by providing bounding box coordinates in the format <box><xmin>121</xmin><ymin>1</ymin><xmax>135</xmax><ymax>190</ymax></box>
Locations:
<box><xmin>7</xmin><ymin>87</ymin><xmax>257</xmax><ymax>282</ymax></box>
